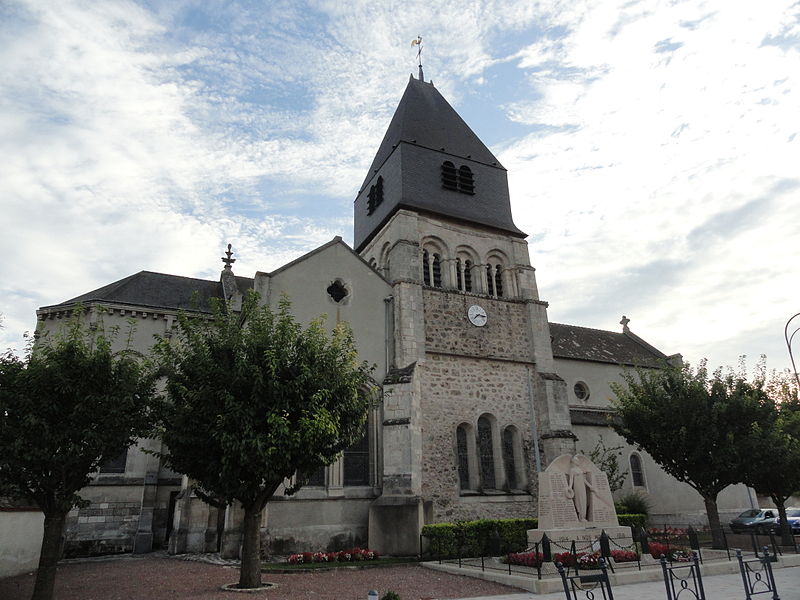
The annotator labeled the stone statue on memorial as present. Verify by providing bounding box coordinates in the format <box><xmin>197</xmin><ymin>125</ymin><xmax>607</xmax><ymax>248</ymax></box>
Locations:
<box><xmin>564</xmin><ymin>454</ymin><xmax>601</xmax><ymax>522</ymax></box>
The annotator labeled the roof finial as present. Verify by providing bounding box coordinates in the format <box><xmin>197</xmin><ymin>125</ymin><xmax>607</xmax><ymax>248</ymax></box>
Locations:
<box><xmin>411</xmin><ymin>35</ymin><xmax>424</xmax><ymax>81</ymax></box>
<box><xmin>620</xmin><ymin>315</ymin><xmax>630</xmax><ymax>332</ymax></box>
<box><xmin>222</xmin><ymin>243</ymin><xmax>236</xmax><ymax>270</ymax></box>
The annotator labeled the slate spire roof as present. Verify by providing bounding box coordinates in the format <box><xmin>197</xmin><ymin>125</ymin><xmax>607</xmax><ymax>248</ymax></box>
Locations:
<box><xmin>360</xmin><ymin>75</ymin><xmax>504</xmax><ymax>191</ymax></box>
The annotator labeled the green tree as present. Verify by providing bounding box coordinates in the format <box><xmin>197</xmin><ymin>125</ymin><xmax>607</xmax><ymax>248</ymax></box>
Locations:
<box><xmin>611</xmin><ymin>359</ymin><xmax>776</xmax><ymax>549</ymax></box>
<box><xmin>587</xmin><ymin>437</ymin><xmax>627</xmax><ymax>493</ymax></box>
<box><xmin>742</xmin><ymin>370</ymin><xmax>800</xmax><ymax>545</ymax></box>
<box><xmin>0</xmin><ymin>313</ymin><xmax>156</xmax><ymax>600</ymax></box>
<box><xmin>155</xmin><ymin>293</ymin><xmax>375</xmax><ymax>589</ymax></box>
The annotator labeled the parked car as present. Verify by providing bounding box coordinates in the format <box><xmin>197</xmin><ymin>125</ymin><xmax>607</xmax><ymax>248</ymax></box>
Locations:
<box><xmin>729</xmin><ymin>509</ymin><xmax>778</xmax><ymax>534</ymax></box>
<box><xmin>771</xmin><ymin>508</ymin><xmax>800</xmax><ymax>535</ymax></box>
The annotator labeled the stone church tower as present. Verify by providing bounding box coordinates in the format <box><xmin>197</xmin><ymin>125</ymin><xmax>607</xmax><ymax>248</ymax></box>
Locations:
<box><xmin>358</xmin><ymin>74</ymin><xmax>576</xmax><ymax>554</ymax></box>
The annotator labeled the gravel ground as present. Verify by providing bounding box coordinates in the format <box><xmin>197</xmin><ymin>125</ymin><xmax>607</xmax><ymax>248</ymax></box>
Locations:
<box><xmin>0</xmin><ymin>555</ymin><xmax>523</xmax><ymax>600</ymax></box>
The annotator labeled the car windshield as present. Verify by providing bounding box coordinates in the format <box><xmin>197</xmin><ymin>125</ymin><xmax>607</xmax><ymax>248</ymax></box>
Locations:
<box><xmin>736</xmin><ymin>510</ymin><xmax>760</xmax><ymax>518</ymax></box>
<box><xmin>786</xmin><ymin>509</ymin><xmax>800</xmax><ymax>517</ymax></box>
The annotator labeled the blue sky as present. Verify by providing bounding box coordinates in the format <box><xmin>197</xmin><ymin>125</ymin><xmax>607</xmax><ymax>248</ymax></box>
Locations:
<box><xmin>1</xmin><ymin>0</ymin><xmax>798</xmax><ymax>376</ymax></box>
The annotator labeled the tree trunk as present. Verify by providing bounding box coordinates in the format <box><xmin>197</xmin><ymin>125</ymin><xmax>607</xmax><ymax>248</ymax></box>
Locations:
<box><xmin>774</xmin><ymin>497</ymin><xmax>793</xmax><ymax>546</ymax></box>
<box><xmin>237</xmin><ymin>503</ymin><xmax>263</xmax><ymax>589</ymax></box>
<box><xmin>703</xmin><ymin>495</ymin><xmax>725</xmax><ymax>549</ymax></box>
<box><xmin>31</xmin><ymin>510</ymin><xmax>67</xmax><ymax>600</ymax></box>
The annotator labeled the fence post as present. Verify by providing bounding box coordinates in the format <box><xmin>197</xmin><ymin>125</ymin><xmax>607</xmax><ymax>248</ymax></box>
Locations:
<box><xmin>688</xmin><ymin>526</ymin><xmax>702</xmax><ymax>564</ymax></box>
<box><xmin>542</xmin><ymin>534</ymin><xmax>551</xmax><ymax>563</ymax></box>
<box><xmin>639</xmin><ymin>527</ymin><xmax>650</xmax><ymax>556</ymax></box>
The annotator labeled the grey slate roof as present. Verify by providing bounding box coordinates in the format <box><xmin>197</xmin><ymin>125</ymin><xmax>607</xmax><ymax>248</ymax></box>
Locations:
<box><xmin>42</xmin><ymin>271</ymin><xmax>253</xmax><ymax>313</ymax></box>
<box><xmin>549</xmin><ymin>322</ymin><xmax>668</xmax><ymax>368</ymax></box>
<box><xmin>360</xmin><ymin>76</ymin><xmax>503</xmax><ymax>191</ymax></box>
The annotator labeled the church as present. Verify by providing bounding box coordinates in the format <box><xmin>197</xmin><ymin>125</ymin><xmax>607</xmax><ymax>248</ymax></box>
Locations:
<box><xmin>31</xmin><ymin>71</ymin><xmax>754</xmax><ymax>559</ymax></box>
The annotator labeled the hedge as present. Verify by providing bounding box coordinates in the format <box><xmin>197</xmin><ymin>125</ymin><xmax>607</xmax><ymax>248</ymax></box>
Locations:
<box><xmin>617</xmin><ymin>514</ymin><xmax>647</xmax><ymax>530</ymax></box>
<box><xmin>420</xmin><ymin>514</ymin><xmax>647</xmax><ymax>558</ymax></box>
<box><xmin>421</xmin><ymin>518</ymin><xmax>537</xmax><ymax>558</ymax></box>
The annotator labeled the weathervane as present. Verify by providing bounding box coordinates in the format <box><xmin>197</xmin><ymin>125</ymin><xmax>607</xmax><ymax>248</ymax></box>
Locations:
<box><xmin>222</xmin><ymin>243</ymin><xmax>236</xmax><ymax>269</ymax></box>
<box><xmin>411</xmin><ymin>35</ymin><xmax>423</xmax><ymax>81</ymax></box>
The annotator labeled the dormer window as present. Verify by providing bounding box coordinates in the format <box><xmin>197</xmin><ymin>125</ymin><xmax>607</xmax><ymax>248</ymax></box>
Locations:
<box><xmin>441</xmin><ymin>162</ymin><xmax>475</xmax><ymax>194</ymax></box>
<box><xmin>441</xmin><ymin>161</ymin><xmax>458</xmax><ymax>190</ymax></box>
<box><xmin>459</xmin><ymin>166</ymin><xmax>474</xmax><ymax>194</ymax></box>
<box><xmin>366</xmin><ymin>176</ymin><xmax>384</xmax><ymax>215</ymax></box>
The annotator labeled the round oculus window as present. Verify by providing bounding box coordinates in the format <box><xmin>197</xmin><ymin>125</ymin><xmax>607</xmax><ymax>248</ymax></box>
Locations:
<box><xmin>574</xmin><ymin>381</ymin><xmax>590</xmax><ymax>401</ymax></box>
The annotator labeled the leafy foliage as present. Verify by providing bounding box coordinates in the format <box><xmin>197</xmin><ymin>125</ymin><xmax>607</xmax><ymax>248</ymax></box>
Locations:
<box><xmin>611</xmin><ymin>358</ymin><xmax>780</xmax><ymax>546</ymax></box>
<box><xmin>0</xmin><ymin>312</ymin><xmax>156</xmax><ymax>513</ymax></box>
<box><xmin>154</xmin><ymin>292</ymin><xmax>375</xmax><ymax>587</ymax></box>
<box><xmin>0</xmin><ymin>310</ymin><xmax>156</xmax><ymax>600</ymax></box>
<box><xmin>588</xmin><ymin>437</ymin><xmax>627</xmax><ymax>492</ymax></box>
<box><xmin>615</xmin><ymin>491</ymin><xmax>652</xmax><ymax>516</ymax></box>
<box><xmin>739</xmin><ymin>368</ymin><xmax>800</xmax><ymax>543</ymax></box>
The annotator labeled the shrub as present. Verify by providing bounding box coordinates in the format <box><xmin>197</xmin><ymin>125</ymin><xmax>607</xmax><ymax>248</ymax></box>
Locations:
<box><xmin>381</xmin><ymin>592</ymin><xmax>401</xmax><ymax>600</ymax></box>
<box><xmin>615</xmin><ymin>492</ymin><xmax>652</xmax><ymax>515</ymax></box>
<box><xmin>421</xmin><ymin>518</ymin><xmax>537</xmax><ymax>558</ymax></box>
<box><xmin>618</xmin><ymin>513</ymin><xmax>648</xmax><ymax>530</ymax></box>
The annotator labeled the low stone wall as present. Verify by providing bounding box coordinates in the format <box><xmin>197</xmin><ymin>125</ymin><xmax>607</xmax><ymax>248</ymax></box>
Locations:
<box><xmin>64</xmin><ymin>501</ymin><xmax>141</xmax><ymax>557</ymax></box>
<box><xmin>0</xmin><ymin>509</ymin><xmax>44</xmax><ymax>578</ymax></box>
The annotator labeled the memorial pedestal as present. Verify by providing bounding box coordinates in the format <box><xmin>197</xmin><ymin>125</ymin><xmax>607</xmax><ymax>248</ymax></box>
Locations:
<box><xmin>528</xmin><ymin>525</ymin><xmax>633</xmax><ymax>546</ymax></box>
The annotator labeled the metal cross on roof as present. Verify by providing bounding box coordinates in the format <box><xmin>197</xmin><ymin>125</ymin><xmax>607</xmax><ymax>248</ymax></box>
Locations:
<box><xmin>222</xmin><ymin>243</ymin><xmax>236</xmax><ymax>269</ymax></box>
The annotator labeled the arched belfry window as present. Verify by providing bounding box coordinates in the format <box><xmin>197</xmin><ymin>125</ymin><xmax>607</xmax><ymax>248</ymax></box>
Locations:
<box><xmin>464</xmin><ymin>260</ymin><xmax>473</xmax><ymax>292</ymax></box>
<box><xmin>486</xmin><ymin>263</ymin><xmax>504</xmax><ymax>298</ymax></box>
<box><xmin>422</xmin><ymin>250</ymin><xmax>431</xmax><ymax>286</ymax></box>
<box><xmin>477</xmin><ymin>416</ymin><xmax>496</xmax><ymax>490</ymax></box>
<box><xmin>431</xmin><ymin>254</ymin><xmax>442</xmax><ymax>287</ymax></box>
<box><xmin>366</xmin><ymin>176</ymin><xmax>384</xmax><ymax>215</ymax></box>
<box><xmin>459</xmin><ymin>166</ymin><xmax>475</xmax><ymax>194</ymax></box>
<box><xmin>441</xmin><ymin>161</ymin><xmax>458</xmax><ymax>190</ymax></box>
<box><xmin>442</xmin><ymin>162</ymin><xmax>475</xmax><ymax>194</ymax></box>
<box><xmin>630</xmin><ymin>453</ymin><xmax>646</xmax><ymax>488</ymax></box>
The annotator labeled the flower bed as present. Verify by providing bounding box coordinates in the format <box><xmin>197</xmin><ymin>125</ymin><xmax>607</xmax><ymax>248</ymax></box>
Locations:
<box><xmin>505</xmin><ymin>549</ymin><xmax>639</xmax><ymax>569</ymax></box>
<box><xmin>287</xmin><ymin>548</ymin><xmax>379</xmax><ymax>564</ymax></box>
<box><xmin>647</xmin><ymin>542</ymin><xmax>692</xmax><ymax>561</ymax></box>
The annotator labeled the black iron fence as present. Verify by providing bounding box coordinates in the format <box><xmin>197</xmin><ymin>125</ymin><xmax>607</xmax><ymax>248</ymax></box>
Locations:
<box><xmin>419</xmin><ymin>524</ymin><xmax>798</xmax><ymax>582</ymax></box>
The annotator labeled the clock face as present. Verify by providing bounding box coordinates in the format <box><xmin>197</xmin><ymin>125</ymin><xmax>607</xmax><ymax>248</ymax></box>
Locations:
<box><xmin>468</xmin><ymin>305</ymin><xmax>487</xmax><ymax>327</ymax></box>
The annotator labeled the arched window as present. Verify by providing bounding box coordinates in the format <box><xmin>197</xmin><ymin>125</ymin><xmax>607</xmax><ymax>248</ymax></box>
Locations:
<box><xmin>441</xmin><ymin>161</ymin><xmax>458</xmax><ymax>190</ymax></box>
<box><xmin>494</xmin><ymin>265</ymin><xmax>503</xmax><ymax>297</ymax></box>
<box><xmin>464</xmin><ymin>260</ymin><xmax>473</xmax><ymax>292</ymax></box>
<box><xmin>630</xmin><ymin>453</ymin><xmax>646</xmax><ymax>488</ymax></box>
<box><xmin>344</xmin><ymin>430</ymin><xmax>370</xmax><ymax>486</ymax></box>
<box><xmin>477</xmin><ymin>416</ymin><xmax>496</xmax><ymax>489</ymax></box>
<box><xmin>431</xmin><ymin>253</ymin><xmax>442</xmax><ymax>288</ymax></box>
<box><xmin>456</xmin><ymin>425</ymin><xmax>470</xmax><ymax>490</ymax></box>
<box><xmin>422</xmin><ymin>250</ymin><xmax>431</xmax><ymax>286</ymax></box>
<box><xmin>456</xmin><ymin>258</ymin><xmax>463</xmax><ymax>291</ymax></box>
<box><xmin>366</xmin><ymin>176</ymin><xmax>384</xmax><ymax>215</ymax></box>
<box><xmin>458</xmin><ymin>165</ymin><xmax>475</xmax><ymax>194</ymax></box>
<box><xmin>502</xmin><ymin>427</ymin><xmax>517</xmax><ymax>490</ymax></box>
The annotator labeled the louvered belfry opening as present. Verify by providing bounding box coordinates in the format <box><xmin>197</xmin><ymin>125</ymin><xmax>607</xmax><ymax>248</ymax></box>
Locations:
<box><xmin>441</xmin><ymin>161</ymin><xmax>458</xmax><ymax>190</ymax></box>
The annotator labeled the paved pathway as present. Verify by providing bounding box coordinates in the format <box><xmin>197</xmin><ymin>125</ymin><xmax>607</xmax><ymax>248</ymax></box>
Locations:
<box><xmin>459</xmin><ymin>565</ymin><xmax>800</xmax><ymax>599</ymax></box>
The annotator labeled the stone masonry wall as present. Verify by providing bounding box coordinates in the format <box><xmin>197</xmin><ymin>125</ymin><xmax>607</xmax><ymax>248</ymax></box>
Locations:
<box><xmin>423</xmin><ymin>289</ymin><xmax>531</xmax><ymax>362</ymax></box>
<box><xmin>420</xmin><ymin>288</ymin><xmax>540</xmax><ymax>523</ymax></box>
<box><xmin>64</xmin><ymin>501</ymin><xmax>141</xmax><ymax>557</ymax></box>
